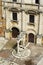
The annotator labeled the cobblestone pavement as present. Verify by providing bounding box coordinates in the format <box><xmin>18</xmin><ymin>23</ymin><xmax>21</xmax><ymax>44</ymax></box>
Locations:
<box><xmin>0</xmin><ymin>42</ymin><xmax>43</xmax><ymax>65</ymax></box>
<box><xmin>28</xmin><ymin>44</ymin><xmax>43</xmax><ymax>65</ymax></box>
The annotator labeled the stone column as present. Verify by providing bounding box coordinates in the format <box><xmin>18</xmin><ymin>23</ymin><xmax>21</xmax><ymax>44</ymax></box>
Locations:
<box><xmin>23</xmin><ymin>35</ymin><xmax>25</xmax><ymax>46</ymax></box>
<box><xmin>17</xmin><ymin>41</ymin><xmax>19</xmax><ymax>53</ymax></box>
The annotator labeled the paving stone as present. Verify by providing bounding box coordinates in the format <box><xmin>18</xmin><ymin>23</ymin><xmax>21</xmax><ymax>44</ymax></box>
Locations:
<box><xmin>37</xmin><ymin>58</ymin><xmax>43</xmax><ymax>65</ymax></box>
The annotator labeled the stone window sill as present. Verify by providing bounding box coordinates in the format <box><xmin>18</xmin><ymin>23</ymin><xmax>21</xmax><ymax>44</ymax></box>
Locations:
<box><xmin>27</xmin><ymin>23</ymin><xmax>35</xmax><ymax>26</ymax></box>
<box><xmin>11</xmin><ymin>20</ymin><xmax>18</xmax><ymax>24</ymax></box>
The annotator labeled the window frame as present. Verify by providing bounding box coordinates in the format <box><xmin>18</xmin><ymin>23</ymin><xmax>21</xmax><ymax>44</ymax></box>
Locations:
<box><xmin>35</xmin><ymin>0</ymin><xmax>39</xmax><ymax>4</ymax></box>
<box><xmin>13</xmin><ymin>0</ymin><xmax>17</xmax><ymax>2</ymax></box>
<box><xmin>12</xmin><ymin>12</ymin><xmax>17</xmax><ymax>21</ymax></box>
<box><xmin>29</xmin><ymin>14</ymin><xmax>34</xmax><ymax>24</ymax></box>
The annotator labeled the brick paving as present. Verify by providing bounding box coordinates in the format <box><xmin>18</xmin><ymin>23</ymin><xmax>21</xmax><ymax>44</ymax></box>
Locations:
<box><xmin>0</xmin><ymin>50</ymin><xmax>12</xmax><ymax>58</ymax></box>
<box><xmin>0</xmin><ymin>37</ymin><xmax>8</xmax><ymax>50</ymax></box>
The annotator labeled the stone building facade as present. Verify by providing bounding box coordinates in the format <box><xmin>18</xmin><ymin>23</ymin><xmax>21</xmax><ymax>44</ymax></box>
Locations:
<box><xmin>0</xmin><ymin>0</ymin><xmax>5</xmax><ymax>36</ymax></box>
<box><xmin>1</xmin><ymin>0</ymin><xmax>43</xmax><ymax>45</ymax></box>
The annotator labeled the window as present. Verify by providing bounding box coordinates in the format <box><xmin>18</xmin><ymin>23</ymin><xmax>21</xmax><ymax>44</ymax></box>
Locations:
<box><xmin>29</xmin><ymin>15</ymin><xmax>34</xmax><ymax>23</ymax></box>
<box><xmin>35</xmin><ymin>0</ymin><xmax>39</xmax><ymax>4</ymax></box>
<box><xmin>28</xmin><ymin>33</ymin><xmax>34</xmax><ymax>43</ymax></box>
<box><xmin>42</xmin><ymin>37</ymin><xmax>43</xmax><ymax>44</ymax></box>
<box><xmin>12</xmin><ymin>27</ymin><xmax>20</xmax><ymax>38</ymax></box>
<box><xmin>12</xmin><ymin>12</ymin><xmax>17</xmax><ymax>20</ymax></box>
<box><xmin>13</xmin><ymin>0</ymin><xmax>17</xmax><ymax>2</ymax></box>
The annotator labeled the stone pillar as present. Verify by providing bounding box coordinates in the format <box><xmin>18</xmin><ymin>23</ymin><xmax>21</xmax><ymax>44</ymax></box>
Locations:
<box><xmin>17</xmin><ymin>41</ymin><xmax>19</xmax><ymax>53</ymax></box>
<box><xmin>37</xmin><ymin>35</ymin><xmax>42</xmax><ymax>45</ymax></box>
<box><xmin>23</xmin><ymin>35</ymin><xmax>25</xmax><ymax>46</ymax></box>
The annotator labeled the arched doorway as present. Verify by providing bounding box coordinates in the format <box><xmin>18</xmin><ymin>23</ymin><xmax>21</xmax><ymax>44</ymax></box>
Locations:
<box><xmin>28</xmin><ymin>33</ymin><xmax>34</xmax><ymax>43</ymax></box>
<box><xmin>12</xmin><ymin>27</ymin><xmax>20</xmax><ymax>38</ymax></box>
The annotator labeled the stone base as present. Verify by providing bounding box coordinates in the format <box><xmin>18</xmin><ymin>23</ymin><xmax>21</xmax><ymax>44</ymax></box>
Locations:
<box><xmin>12</xmin><ymin>48</ymin><xmax>31</xmax><ymax>59</ymax></box>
